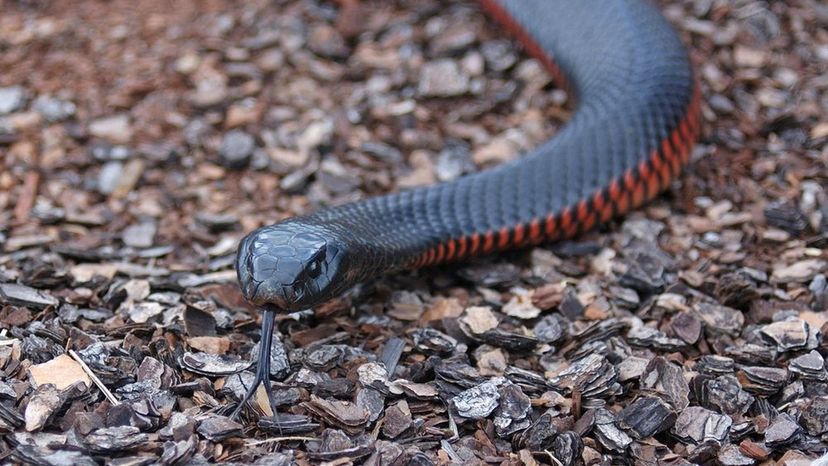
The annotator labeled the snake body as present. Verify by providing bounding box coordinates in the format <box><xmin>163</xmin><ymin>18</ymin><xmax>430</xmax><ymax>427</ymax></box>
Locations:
<box><xmin>231</xmin><ymin>0</ymin><xmax>700</xmax><ymax>416</ymax></box>
<box><xmin>236</xmin><ymin>0</ymin><xmax>700</xmax><ymax>311</ymax></box>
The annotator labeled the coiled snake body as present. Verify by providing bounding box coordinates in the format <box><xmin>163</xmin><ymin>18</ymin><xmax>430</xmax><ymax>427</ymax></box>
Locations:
<box><xmin>231</xmin><ymin>0</ymin><xmax>701</xmax><ymax>417</ymax></box>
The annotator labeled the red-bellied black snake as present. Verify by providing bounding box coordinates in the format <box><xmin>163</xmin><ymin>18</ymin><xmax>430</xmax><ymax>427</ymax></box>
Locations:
<box><xmin>231</xmin><ymin>0</ymin><xmax>701</xmax><ymax>418</ymax></box>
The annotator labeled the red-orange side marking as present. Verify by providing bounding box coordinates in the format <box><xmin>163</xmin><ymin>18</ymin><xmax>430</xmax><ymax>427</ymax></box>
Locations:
<box><xmin>482</xmin><ymin>231</ymin><xmax>496</xmax><ymax>253</ymax></box>
<box><xmin>581</xmin><ymin>211</ymin><xmax>597</xmax><ymax>232</ymax></box>
<box><xmin>435</xmin><ymin>244</ymin><xmax>446</xmax><ymax>264</ymax></box>
<box><xmin>469</xmin><ymin>233</ymin><xmax>481</xmax><ymax>256</ymax></box>
<box><xmin>657</xmin><ymin>140</ymin><xmax>674</xmax><ymax>184</ymax></box>
<box><xmin>477</xmin><ymin>0</ymin><xmax>571</xmax><ymax>95</ymax></box>
<box><xmin>576</xmin><ymin>200</ymin><xmax>589</xmax><ymax>223</ymax></box>
<box><xmin>561</xmin><ymin>208</ymin><xmax>577</xmax><ymax>237</ymax></box>
<box><xmin>632</xmin><ymin>179</ymin><xmax>645</xmax><ymax>207</ymax></box>
<box><xmin>497</xmin><ymin>226</ymin><xmax>510</xmax><ymax>249</ymax></box>
<box><xmin>513</xmin><ymin>223</ymin><xmax>526</xmax><ymax>247</ymax></box>
<box><xmin>456</xmin><ymin>236</ymin><xmax>468</xmax><ymax>259</ymax></box>
<box><xmin>669</xmin><ymin>132</ymin><xmax>684</xmax><ymax>175</ymax></box>
<box><xmin>528</xmin><ymin>218</ymin><xmax>542</xmax><ymax>244</ymax></box>
<box><xmin>445</xmin><ymin>240</ymin><xmax>457</xmax><ymax>262</ymax></box>
<box><xmin>544</xmin><ymin>214</ymin><xmax>558</xmax><ymax>238</ymax></box>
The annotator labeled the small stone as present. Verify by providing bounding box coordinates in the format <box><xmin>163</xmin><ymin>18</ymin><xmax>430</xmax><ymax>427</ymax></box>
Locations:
<box><xmin>125</xmin><ymin>302</ymin><xmax>164</xmax><ymax>324</ymax></box>
<box><xmin>551</xmin><ymin>432</ymin><xmax>583</xmax><ymax>466</ymax></box>
<box><xmin>473</xmin><ymin>132</ymin><xmax>521</xmax><ymax>166</ymax></box>
<box><xmin>789</xmin><ymin>350</ymin><xmax>827</xmax><ymax>381</ymax></box>
<box><xmin>692</xmin><ymin>302</ymin><xmax>744</xmax><ymax>337</ymax></box>
<box><xmin>452</xmin><ymin>378</ymin><xmax>504</xmax><ymax>419</ymax></box>
<box><xmin>89</xmin><ymin>114</ymin><xmax>133</xmax><ymax>144</ymax></box>
<box><xmin>190</xmin><ymin>76</ymin><xmax>228</xmax><ymax>107</ymax></box>
<box><xmin>502</xmin><ymin>290</ymin><xmax>541</xmax><ymax>319</ymax></box>
<box><xmin>297</xmin><ymin>119</ymin><xmax>334</xmax><ymax>152</ymax></box>
<box><xmin>670</xmin><ymin>312</ymin><xmax>702</xmax><ymax>344</ymax></box>
<box><xmin>196</xmin><ymin>415</ymin><xmax>243</xmax><ymax>441</ymax></box>
<box><xmin>764</xmin><ymin>413</ymin><xmax>800</xmax><ymax>447</ymax></box>
<box><xmin>533</xmin><ymin>313</ymin><xmax>565</xmax><ymax>343</ymax></box>
<box><xmin>434</xmin><ymin>140</ymin><xmax>474</xmax><ymax>182</ymax></box>
<box><xmin>97</xmin><ymin>161</ymin><xmax>123</xmax><ymax>195</ymax></box>
<box><xmin>225</xmin><ymin>99</ymin><xmax>261</xmax><ymax>128</ymax></box>
<box><xmin>220</xmin><ymin>130</ymin><xmax>255</xmax><ymax>168</ymax></box>
<box><xmin>381</xmin><ymin>400</ymin><xmax>412</xmax><ymax>439</ymax></box>
<box><xmin>760</xmin><ymin>319</ymin><xmax>810</xmax><ymax>351</ymax></box>
<box><xmin>771</xmin><ymin>259</ymin><xmax>827</xmax><ymax>284</ymax></box>
<box><xmin>419</xmin><ymin>60</ymin><xmax>469</xmax><ymax>97</ymax></box>
<box><xmin>29</xmin><ymin>354</ymin><xmax>91</xmax><ymax>391</ymax></box>
<box><xmin>733</xmin><ymin>46</ymin><xmax>765</xmax><ymax>67</ymax></box>
<box><xmin>25</xmin><ymin>384</ymin><xmax>64</xmax><ymax>431</ymax></box>
<box><xmin>32</xmin><ymin>95</ymin><xmax>76</xmax><ymax>122</ymax></box>
<box><xmin>179</xmin><ymin>352</ymin><xmax>251</xmax><ymax>376</ymax></box>
<box><xmin>673</xmin><ymin>406</ymin><xmax>732</xmax><ymax>445</ymax></box>
<box><xmin>617</xmin><ymin>356</ymin><xmax>651</xmax><ymax>382</ymax></box>
<box><xmin>459</xmin><ymin>306</ymin><xmax>499</xmax><ymax>335</ymax></box>
<box><xmin>175</xmin><ymin>51</ymin><xmax>200</xmax><ymax>74</ymax></box>
<box><xmin>187</xmin><ymin>336</ymin><xmax>231</xmax><ymax>355</ymax></box>
<box><xmin>617</xmin><ymin>396</ymin><xmax>676</xmax><ymax>439</ymax></box>
<box><xmin>84</xmin><ymin>426</ymin><xmax>148</xmax><ymax>453</ymax></box>
<box><xmin>0</xmin><ymin>86</ymin><xmax>26</xmax><ymax>114</ymax></box>
<box><xmin>481</xmin><ymin>40</ymin><xmax>518</xmax><ymax>71</ymax></box>
<box><xmin>397</xmin><ymin>150</ymin><xmax>436</xmax><ymax>188</ymax></box>
<box><xmin>122</xmin><ymin>222</ymin><xmax>157</xmax><ymax>248</ymax></box>
<box><xmin>640</xmin><ymin>357</ymin><xmax>689</xmax><ymax>410</ymax></box>
<box><xmin>702</xmin><ymin>375</ymin><xmax>754</xmax><ymax>416</ymax></box>
<box><xmin>801</xmin><ymin>396</ymin><xmax>828</xmax><ymax>435</ymax></box>
<box><xmin>412</xmin><ymin>328</ymin><xmax>457</xmax><ymax>355</ymax></box>
<box><xmin>256</xmin><ymin>48</ymin><xmax>285</xmax><ymax>72</ymax></box>
<box><xmin>718</xmin><ymin>444</ymin><xmax>755</xmax><ymax>466</ymax></box>
<box><xmin>0</xmin><ymin>283</ymin><xmax>59</xmax><ymax>309</ymax></box>
<box><xmin>592</xmin><ymin>408</ymin><xmax>632</xmax><ymax>452</ymax></box>
<box><xmin>387</xmin><ymin>290</ymin><xmax>424</xmax><ymax>321</ymax></box>
<box><xmin>475</xmin><ymin>346</ymin><xmax>507</xmax><ymax>376</ymax></box>
<box><xmin>493</xmin><ymin>383</ymin><xmax>531</xmax><ymax>435</ymax></box>
<box><xmin>307</xmin><ymin>24</ymin><xmax>349</xmax><ymax>59</ymax></box>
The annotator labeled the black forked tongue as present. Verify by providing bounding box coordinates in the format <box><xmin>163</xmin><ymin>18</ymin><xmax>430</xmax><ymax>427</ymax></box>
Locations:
<box><xmin>230</xmin><ymin>306</ymin><xmax>280</xmax><ymax>421</ymax></box>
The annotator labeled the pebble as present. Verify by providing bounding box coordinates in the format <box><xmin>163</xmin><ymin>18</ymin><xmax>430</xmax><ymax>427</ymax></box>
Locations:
<box><xmin>29</xmin><ymin>354</ymin><xmax>92</xmax><ymax>391</ymax></box>
<box><xmin>481</xmin><ymin>40</ymin><xmax>518</xmax><ymax>71</ymax></box>
<box><xmin>428</xmin><ymin>19</ymin><xmax>477</xmax><ymax>55</ymax></box>
<box><xmin>89</xmin><ymin>114</ymin><xmax>133</xmax><ymax>144</ymax></box>
<box><xmin>122</xmin><ymin>222</ymin><xmax>157</xmax><ymax>249</ymax></box>
<box><xmin>771</xmin><ymin>259</ymin><xmax>827</xmax><ymax>284</ymax></box>
<box><xmin>0</xmin><ymin>283</ymin><xmax>59</xmax><ymax>309</ymax></box>
<box><xmin>452</xmin><ymin>378</ymin><xmax>504</xmax><ymax>419</ymax></box>
<box><xmin>298</xmin><ymin>119</ymin><xmax>334</xmax><ymax>152</ymax></box>
<box><xmin>32</xmin><ymin>95</ymin><xmax>76</xmax><ymax>122</ymax></box>
<box><xmin>219</xmin><ymin>130</ymin><xmax>255</xmax><ymax>168</ymax></box>
<box><xmin>190</xmin><ymin>76</ymin><xmax>228</xmax><ymax>107</ymax></box>
<box><xmin>473</xmin><ymin>131</ymin><xmax>521</xmax><ymax>165</ymax></box>
<box><xmin>435</xmin><ymin>140</ymin><xmax>474</xmax><ymax>182</ymax></box>
<box><xmin>0</xmin><ymin>86</ymin><xmax>26</xmax><ymax>114</ymax></box>
<box><xmin>418</xmin><ymin>60</ymin><xmax>470</xmax><ymax>97</ymax></box>
<box><xmin>307</xmin><ymin>24</ymin><xmax>349</xmax><ymax>59</ymax></box>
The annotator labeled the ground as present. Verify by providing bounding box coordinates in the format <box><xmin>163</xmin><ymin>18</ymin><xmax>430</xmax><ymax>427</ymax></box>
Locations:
<box><xmin>1</xmin><ymin>0</ymin><xmax>827</xmax><ymax>464</ymax></box>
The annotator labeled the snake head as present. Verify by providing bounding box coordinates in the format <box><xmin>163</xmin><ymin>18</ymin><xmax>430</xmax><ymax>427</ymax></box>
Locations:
<box><xmin>236</xmin><ymin>223</ymin><xmax>347</xmax><ymax>311</ymax></box>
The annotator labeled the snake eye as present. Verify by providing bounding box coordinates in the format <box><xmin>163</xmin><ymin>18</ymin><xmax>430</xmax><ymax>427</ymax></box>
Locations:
<box><xmin>306</xmin><ymin>258</ymin><xmax>322</xmax><ymax>279</ymax></box>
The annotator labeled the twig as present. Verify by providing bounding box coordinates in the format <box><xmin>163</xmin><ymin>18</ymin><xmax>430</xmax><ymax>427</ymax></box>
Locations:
<box><xmin>244</xmin><ymin>436</ymin><xmax>317</xmax><ymax>446</ymax></box>
<box><xmin>69</xmin><ymin>349</ymin><xmax>120</xmax><ymax>405</ymax></box>
<box><xmin>0</xmin><ymin>329</ymin><xmax>16</xmax><ymax>346</ymax></box>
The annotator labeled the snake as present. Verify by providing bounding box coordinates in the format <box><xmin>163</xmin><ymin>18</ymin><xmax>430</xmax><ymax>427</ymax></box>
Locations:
<box><xmin>230</xmin><ymin>0</ymin><xmax>701</xmax><ymax>418</ymax></box>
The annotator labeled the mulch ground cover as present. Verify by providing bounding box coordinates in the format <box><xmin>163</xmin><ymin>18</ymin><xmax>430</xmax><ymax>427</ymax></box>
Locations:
<box><xmin>1</xmin><ymin>0</ymin><xmax>827</xmax><ymax>464</ymax></box>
